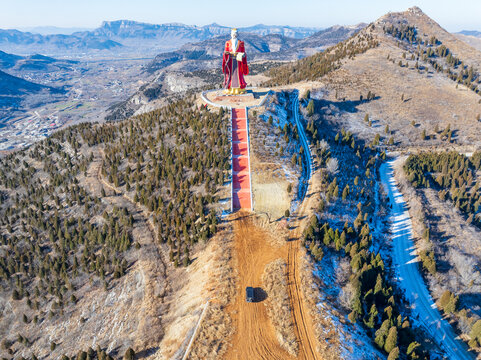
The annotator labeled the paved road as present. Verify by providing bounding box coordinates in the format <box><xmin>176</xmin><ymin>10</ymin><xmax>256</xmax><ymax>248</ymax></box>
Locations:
<box><xmin>380</xmin><ymin>159</ymin><xmax>473</xmax><ymax>360</ymax></box>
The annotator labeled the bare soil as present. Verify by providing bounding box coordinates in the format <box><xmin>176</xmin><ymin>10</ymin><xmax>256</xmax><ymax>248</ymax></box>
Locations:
<box><xmin>224</xmin><ymin>212</ymin><xmax>294</xmax><ymax>360</ymax></box>
<box><xmin>262</xmin><ymin>258</ymin><xmax>298</xmax><ymax>356</ymax></box>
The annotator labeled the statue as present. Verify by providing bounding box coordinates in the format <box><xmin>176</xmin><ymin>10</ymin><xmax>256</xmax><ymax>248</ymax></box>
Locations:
<box><xmin>222</xmin><ymin>28</ymin><xmax>249</xmax><ymax>95</ymax></box>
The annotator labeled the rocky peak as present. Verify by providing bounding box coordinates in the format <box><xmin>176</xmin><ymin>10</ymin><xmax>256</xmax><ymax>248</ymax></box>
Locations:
<box><xmin>407</xmin><ymin>6</ymin><xmax>425</xmax><ymax>15</ymax></box>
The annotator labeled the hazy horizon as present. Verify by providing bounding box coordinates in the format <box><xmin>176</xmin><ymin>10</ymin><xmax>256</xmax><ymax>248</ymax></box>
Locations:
<box><xmin>1</xmin><ymin>0</ymin><xmax>480</xmax><ymax>33</ymax></box>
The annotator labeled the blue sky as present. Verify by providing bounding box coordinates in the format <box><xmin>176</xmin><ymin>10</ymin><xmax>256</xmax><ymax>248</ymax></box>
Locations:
<box><xmin>1</xmin><ymin>0</ymin><xmax>480</xmax><ymax>32</ymax></box>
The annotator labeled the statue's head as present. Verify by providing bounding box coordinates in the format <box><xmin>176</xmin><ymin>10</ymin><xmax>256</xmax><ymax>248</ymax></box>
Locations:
<box><xmin>231</xmin><ymin>28</ymin><xmax>238</xmax><ymax>39</ymax></box>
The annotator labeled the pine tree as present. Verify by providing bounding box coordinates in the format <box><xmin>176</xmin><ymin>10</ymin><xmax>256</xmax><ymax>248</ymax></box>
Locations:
<box><xmin>307</xmin><ymin>100</ymin><xmax>315</xmax><ymax>116</ymax></box>
<box><xmin>470</xmin><ymin>320</ymin><xmax>481</xmax><ymax>347</ymax></box>
<box><xmin>365</xmin><ymin>303</ymin><xmax>378</xmax><ymax>328</ymax></box>
<box><xmin>387</xmin><ymin>347</ymin><xmax>399</xmax><ymax>360</ymax></box>
<box><xmin>421</xmin><ymin>129</ymin><xmax>427</xmax><ymax>140</ymax></box>
<box><xmin>384</xmin><ymin>326</ymin><xmax>398</xmax><ymax>353</ymax></box>
<box><xmin>123</xmin><ymin>348</ymin><xmax>135</xmax><ymax>360</ymax></box>
<box><xmin>439</xmin><ymin>290</ymin><xmax>452</xmax><ymax>312</ymax></box>
<box><xmin>407</xmin><ymin>342</ymin><xmax>421</xmax><ymax>358</ymax></box>
<box><xmin>374</xmin><ymin>273</ymin><xmax>383</xmax><ymax>295</ymax></box>
<box><xmin>375</xmin><ymin>319</ymin><xmax>390</xmax><ymax>349</ymax></box>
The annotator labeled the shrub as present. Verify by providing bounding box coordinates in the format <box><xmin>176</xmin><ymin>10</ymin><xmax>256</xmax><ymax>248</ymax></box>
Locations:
<box><xmin>123</xmin><ymin>348</ymin><xmax>135</xmax><ymax>360</ymax></box>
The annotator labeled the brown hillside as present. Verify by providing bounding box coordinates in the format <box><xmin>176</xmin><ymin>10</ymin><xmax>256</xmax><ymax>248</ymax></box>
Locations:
<box><xmin>378</xmin><ymin>7</ymin><xmax>481</xmax><ymax>68</ymax></box>
<box><xmin>455</xmin><ymin>34</ymin><xmax>481</xmax><ymax>52</ymax></box>
<box><xmin>275</xmin><ymin>7</ymin><xmax>481</xmax><ymax>148</ymax></box>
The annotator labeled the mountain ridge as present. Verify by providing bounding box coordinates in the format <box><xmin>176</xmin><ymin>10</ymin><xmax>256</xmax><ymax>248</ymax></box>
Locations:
<box><xmin>458</xmin><ymin>30</ymin><xmax>481</xmax><ymax>37</ymax></box>
<box><xmin>146</xmin><ymin>24</ymin><xmax>365</xmax><ymax>73</ymax></box>
<box><xmin>0</xmin><ymin>50</ymin><xmax>77</xmax><ymax>72</ymax></box>
<box><xmin>0</xmin><ymin>21</ymin><xmax>321</xmax><ymax>57</ymax></box>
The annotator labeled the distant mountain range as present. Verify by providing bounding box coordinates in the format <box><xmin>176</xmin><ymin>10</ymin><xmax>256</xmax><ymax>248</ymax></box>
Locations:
<box><xmin>0</xmin><ymin>21</ymin><xmax>321</xmax><ymax>58</ymax></box>
<box><xmin>458</xmin><ymin>30</ymin><xmax>481</xmax><ymax>37</ymax></box>
<box><xmin>455</xmin><ymin>30</ymin><xmax>481</xmax><ymax>51</ymax></box>
<box><xmin>18</xmin><ymin>26</ymin><xmax>93</xmax><ymax>35</ymax></box>
<box><xmin>0</xmin><ymin>28</ymin><xmax>122</xmax><ymax>56</ymax></box>
<box><xmin>146</xmin><ymin>24</ymin><xmax>365</xmax><ymax>72</ymax></box>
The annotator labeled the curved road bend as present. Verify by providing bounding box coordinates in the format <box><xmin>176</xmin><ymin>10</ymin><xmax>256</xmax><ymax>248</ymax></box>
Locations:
<box><xmin>380</xmin><ymin>159</ymin><xmax>473</xmax><ymax>360</ymax></box>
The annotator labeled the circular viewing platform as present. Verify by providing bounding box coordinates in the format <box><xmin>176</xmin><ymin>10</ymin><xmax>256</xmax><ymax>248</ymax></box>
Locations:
<box><xmin>201</xmin><ymin>87</ymin><xmax>271</xmax><ymax>108</ymax></box>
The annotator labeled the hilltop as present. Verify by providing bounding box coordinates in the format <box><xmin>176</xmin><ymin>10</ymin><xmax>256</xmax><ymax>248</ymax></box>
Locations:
<box><xmin>0</xmin><ymin>51</ymin><xmax>77</xmax><ymax>72</ymax></box>
<box><xmin>267</xmin><ymin>6</ymin><xmax>481</xmax><ymax>148</ymax></box>
<box><xmin>0</xmin><ymin>52</ymin><xmax>68</xmax><ymax>114</ymax></box>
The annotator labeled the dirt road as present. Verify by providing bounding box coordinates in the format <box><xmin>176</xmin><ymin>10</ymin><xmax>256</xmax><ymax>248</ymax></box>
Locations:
<box><xmin>225</xmin><ymin>180</ymin><xmax>321</xmax><ymax>360</ymax></box>
<box><xmin>225</xmin><ymin>94</ymin><xmax>322</xmax><ymax>359</ymax></box>
<box><xmin>287</xmin><ymin>237</ymin><xmax>320</xmax><ymax>360</ymax></box>
<box><xmin>285</xmin><ymin>168</ymin><xmax>323</xmax><ymax>360</ymax></box>
<box><xmin>225</xmin><ymin>212</ymin><xmax>294</xmax><ymax>360</ymax></box>
<box><xmin>225</xmin><ymin>207</ymin><xmax>321</xmax><ymax>360</ymax></box>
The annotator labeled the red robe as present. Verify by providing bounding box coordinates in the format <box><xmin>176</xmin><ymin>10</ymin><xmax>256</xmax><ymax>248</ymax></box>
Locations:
<box><xmin>222</xmin><ymin>39</ymin><xmax>249</xmax><ymax>89</ymax></box>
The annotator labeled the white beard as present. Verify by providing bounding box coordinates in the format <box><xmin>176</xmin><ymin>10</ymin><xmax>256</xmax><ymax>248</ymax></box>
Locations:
<box><xmin>232</xmin><ymin>38</ymin><xmax>238</xmax><ymax>51</ymax></box>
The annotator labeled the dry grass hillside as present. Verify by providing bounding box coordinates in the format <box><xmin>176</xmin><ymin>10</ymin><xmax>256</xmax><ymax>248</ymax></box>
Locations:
<box><xmin>456</xmin><ymin>34</ymin><xmax>481</xmax><ymax>52</ymax></box>
<box><xmin>271</xmin><ymin>7</ymin><xmax>481</xmax><ymax>149</ymax></box>
<box><xmin>323</xmin><ymin>7</ymin><xmax>481</xmax><ymax>148</ymax></box>
<box><xmin>379</xmin><ymin>7</ymin><xmax>481</xmax><ymax>69</ymax></box>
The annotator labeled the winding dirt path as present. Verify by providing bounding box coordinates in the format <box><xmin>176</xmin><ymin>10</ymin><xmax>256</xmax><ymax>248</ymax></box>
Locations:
<box><xmin>286</xmin><ymin>169</ymin><xmax>322</xmax><ymax>360</ymax></box>
<box><xmin>285</xmin><ymin>94</ymin><xmax>322</xmax><ymax>360</ymax></box>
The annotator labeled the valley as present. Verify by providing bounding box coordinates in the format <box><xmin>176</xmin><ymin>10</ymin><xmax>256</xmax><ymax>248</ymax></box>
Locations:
<box><xmin>0</xmin><ymin>57</ymin><xmax>150</xmax><ymax>151</ymax></box>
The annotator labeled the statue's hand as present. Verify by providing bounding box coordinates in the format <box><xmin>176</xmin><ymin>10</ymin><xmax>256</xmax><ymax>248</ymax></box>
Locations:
<box><xmin>236</xmin><ymin>52</ymin><xmax>244</xmax><ymax>62</ymax></box>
